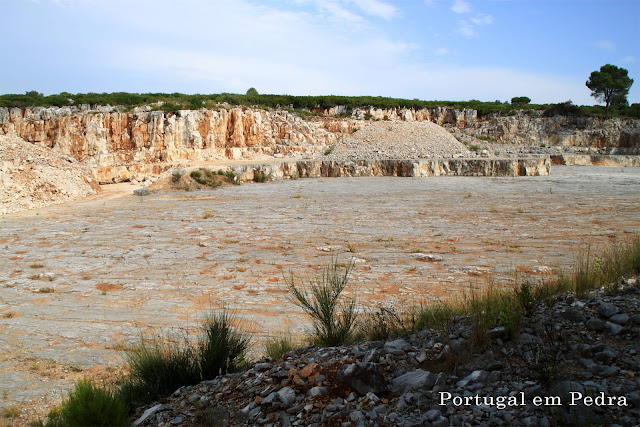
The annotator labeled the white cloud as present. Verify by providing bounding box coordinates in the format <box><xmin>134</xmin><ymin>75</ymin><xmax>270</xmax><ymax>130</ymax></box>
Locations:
<box><xmin>451</xmin><ymin>0</ymin><xmax>471</xmax><ymax>14</ymax></box>
<box><xmin>457</xmin><ymin>20</ymin><xmax>476</xmax><ymax>37</ymax></box>
<box><xmin>347</xmin><ymin>0</ymin><xmax>397</xmax><ymax>19</ymax></box>
<box><xmin>435</xmin><ymin>47</ymin><xmax>449</xmax><ymax>55</ymax></box>
<box><xmin>471</xmin><ymin>13</ymin><xmax>493</xmax><ymax>25</ymax></box>
<box><xmin>595</xmin><ymin>40</ymin><xmax>616</xmax><ymax>51</ymax></box>
<box><xmin>620</xmin><ymin>56</ymin><xmax>636</xmax><ymax>64</ymax></box>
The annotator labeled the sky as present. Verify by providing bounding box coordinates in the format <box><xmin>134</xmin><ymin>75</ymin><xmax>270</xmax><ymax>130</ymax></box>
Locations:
<box><xmin>0</xmin><ymin>0</ymin><xmax>639</xmax><ymax>105</ymax></box>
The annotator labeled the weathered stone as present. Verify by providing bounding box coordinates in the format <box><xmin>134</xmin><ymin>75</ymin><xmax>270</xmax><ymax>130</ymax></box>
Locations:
<box><xmin>609</xmin><ymin>313</ymin><xmax>629</xmax><ymax>325</ymax></box>
<box><xmin>586</xmin><ymin>318</ymin><xmax>605</xmax><ymax>331</ymax></box>
<box><xmin>391</xmin><ymin>370</ymin><xmax>437</xmax><ymax>395</ymax></box>
<box><xmin>598</xmin><ymin>302</ymin><xmax>619</xmax><ymax>318</ymax></box>
<box><xmin>307</xmin><ymin>386</ymin><xmax>327</xmax><ymax>398</ymax></box>
<box><xmin>604</xmin><ymin>321</ymin><xmax>624</xmax><ymax>335</ymax></box>
<box><xmin>337</xmin><ymin>362</ymin><xmax>387</xmax><ymax>395</ymax></box>
<box><xmin>276</xmin><ymin>386</ymin><xmax>297</xmax><ymax>406</ymax></box>
<box><xmin>456</xmin><ymin>370</ymin><xmax>492</xmax><ymax>388</ymax></box>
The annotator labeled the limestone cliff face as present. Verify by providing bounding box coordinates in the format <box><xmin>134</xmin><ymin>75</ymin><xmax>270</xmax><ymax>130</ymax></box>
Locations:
<box><xmin>469</xmin><ymin>113</ymin><xmax>640</xmax><ymax>148</ymax></box>
<box><xmin>345</xmin><ymin>107</ymin><xmax>639</xmax><ymax>149</ymax></box>
<box><xmin>1</xmin><ymin>105</ymin><xmax>637</xmax><ymax>182</ymax></box>
<box><xmin>0</xmin><ymin>106</ymin><xmax>358</xmax><ymax>168</ymax></box>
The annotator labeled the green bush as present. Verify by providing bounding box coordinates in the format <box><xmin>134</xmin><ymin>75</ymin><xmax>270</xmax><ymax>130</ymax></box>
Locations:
<box><xmin>47</xmin><ymin>378</ymin><xmax>129</xmax><ymax>426</ymax></box>
<box><xmin>359</xmin><ymin>306</ymin><xmax>411</xmax><ymax>341</ymax></box>
<box><xmin>120</xmin><ymin>336</ymin><xmax>199</xmax><ymax>405</ymax></box>
<box><xmin>120</xmin><ymin>311</ymin><xmax>248</xmax><ymax>406</ymax></box>
<box><xmin>197</xmin><ymin>311</ymin><xmax>249</xmax><ymax>379</ymax></box>
<box><xmin>254</xmin><ymin>171</ymin><xmax>267</xmax><ymax>183</ymax></box>
<box><xmin>171</xmin><ymin>171</ymin><xmax>183</xmax><ymax>183</ymax></box>
<box><xmin>190</xmin><ymin>169</ymin><xmax>220</xmax><ymax>188</ymax></box>
<box><xmin>225</xmin><ymin>170</ymin><xmax>238</xmax><ymax>183</ymax></box>
<box><xmin>285</xmin><ymin>258</ymin><xmax>358</xmax><ymax>347</ymax></box>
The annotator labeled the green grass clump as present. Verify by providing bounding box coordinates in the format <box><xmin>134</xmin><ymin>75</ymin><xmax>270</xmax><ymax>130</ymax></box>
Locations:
<box><xmin>359</xmin><ymin>306</ymin><xmax>412</xmax><ymax>341</ymax></box>
<box><xmin>254</xmin><ymin>171</ymin><xmax>267</xmax><ymax>183</ymax></box>
<box><xmin>285</xmin><ymin>258</ymin><xmax>358</xmax><ymax>347</ymax></box>
<box><xmin>197</xmin><ymin>312</ymin><xmax>250</xmax><ymax>380</ymax></box>
<box><xmin>120</xmin><ymin>336</ymin><xmax>199</xmax><ymax>405</ymax></box>
<box><xmin>264</xmin><ymin>334</ymin><xmax>297</xmax><ymax>359</ymax></box>
<box><xmin>46</xmin><ymin>378</ymin><xmax>129</xmax><ymax>427</ymax></box>
<box><xmin>171</xmin><ymin>171</ymin><xmax>183</xmax><ymax>183</ymax></box>
<box><xmin>219</xmin><ymin>169</ymin><xmax>239</xmax><ymax>184</ymax></box>
<box><xmin>190</xmin><ymin>169</ymin><xmax>220</xmax><ymax>188</ymax></box>
<box><xmin>120</xmin><ymin>311</ymin><xmax>248</xmax><ymax>406</ymax></box>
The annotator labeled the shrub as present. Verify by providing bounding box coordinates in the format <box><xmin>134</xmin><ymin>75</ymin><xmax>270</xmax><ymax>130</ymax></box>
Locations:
<box><xmin>254</xmin><ymin>171</ymin><xmax>267</xmax><ymax>183</ymax></box>
<box><xmin>285</xmin><ymin>258</ymin><xmax>358</xmax><ymax>347</ymax></box>
<box><xmin>171</xmin><ymin>171</ymin><xmax>183</xmax><ymax>183</ymax></box>
<box><xmin>120</xmin><ymin>335</ymin><xmax>199</xmax><ymax>405</ymax></box>
<box><xmin>197</xmin><ymin>311</ymin><xmax>249</xmax><ymax>380</ymax></box>
<box><xmin>190</xmin><ymin>169</ymin><xmax>220</xmax><ymax>188</ymax></box>
<box><xmin>120</xmin><ymin>311</ymin><xmax>248</xmax><ymax>406</ymax></box>
<box><xmin>222</xmin><ymin>170</ymin><xmax>239</xmax><ymax>184</ymax></box>
<box><xmin>46</xmin><ymin>378</ymin><xmax>129</xmax><ymax>427</ymax></box>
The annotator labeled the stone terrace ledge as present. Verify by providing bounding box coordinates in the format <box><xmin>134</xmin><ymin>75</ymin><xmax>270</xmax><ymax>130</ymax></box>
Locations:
<box><xmin>92</xmin><ymin>156</ymin><xmax>551</xmax><ymax>183</ymax></box>
<box><xmin>232</xmin><ymin>156</ymin><xmax>551</xmax><ymax>182</ymax></box>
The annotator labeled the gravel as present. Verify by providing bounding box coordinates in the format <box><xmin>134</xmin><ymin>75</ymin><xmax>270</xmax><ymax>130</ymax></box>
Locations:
<box><xmin>0</xmin><ymin>135</ymin><xmax>96</xmax><ymax>214</ymax></box>
<box><xmin>320</xmin><ymin>120</ymin><xmax>471</xmax><ymax>161</ymax></box>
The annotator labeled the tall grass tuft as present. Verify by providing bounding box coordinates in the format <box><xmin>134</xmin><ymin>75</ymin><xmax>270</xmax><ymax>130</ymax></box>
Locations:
<box><xmin>198</xmin><ymin>311</ymin><xmax>249</xmax><ymax>379</ymax></box>
<box><xmin>285</xmin><ymin>258</ymin><xmax>358</xmax><ymax>347</ymax></box>
<box><xmin>120</xmin><ymin>335</ymin><xmax>199</xmax><ymax>405</ymax></box>
<box><xmin>120</xmin><ymin>310</ymin><xmax>248</xmax><ymax>406</ymax></box>
<box><xmin>46</xmin><ymin>378</ymin><xmax>129</xmax><ymax>427</ymax></box>
<box><xmin>264</xmin><ymin>334</ymin><xmax>297</xmax><ymax>359</ymax></box>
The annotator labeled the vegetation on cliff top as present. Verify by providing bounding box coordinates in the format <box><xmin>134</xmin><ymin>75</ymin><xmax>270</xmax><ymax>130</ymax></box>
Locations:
<box><xmin>1</xmin><ymin>91</ymin><xmax>638</xmax><ymax>119</ymax></box>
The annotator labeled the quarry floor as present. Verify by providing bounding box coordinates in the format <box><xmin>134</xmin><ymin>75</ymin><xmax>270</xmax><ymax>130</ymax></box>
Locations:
<box><xmin>1</xmin><ymin>165</ymin><xmax>640</xmax><ymax>422</ymax></box>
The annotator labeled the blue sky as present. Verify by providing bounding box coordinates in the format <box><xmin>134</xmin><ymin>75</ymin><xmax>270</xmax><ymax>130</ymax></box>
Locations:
<box><xmin>1</xmin><ymin>0</ymin><xmax>638</xmax><ymax>105</ymax></box>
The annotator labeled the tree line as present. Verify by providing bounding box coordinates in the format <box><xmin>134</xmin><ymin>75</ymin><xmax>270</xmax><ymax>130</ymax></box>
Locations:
<box><xmin>0</xmin><ymin>65</ymin><xmax>636</xmax><ymax>118</ymax></box>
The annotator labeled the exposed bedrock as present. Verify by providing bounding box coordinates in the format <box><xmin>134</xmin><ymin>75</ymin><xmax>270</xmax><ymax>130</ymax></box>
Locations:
<box><xmin>221</xmin><ymin>157</ymin><xmax>551</xmax><ymax>184</ymax></box>
<box><xmin>0</xmin><ymin>105</ymin><xmax>636</xmax><ymax>182</ymax></box>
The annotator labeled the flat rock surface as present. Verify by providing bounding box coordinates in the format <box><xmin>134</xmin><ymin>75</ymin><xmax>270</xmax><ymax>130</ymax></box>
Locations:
<box><xmin>1</xmin><ymin>166</ymin><xmax>639</xmax><ymax>422</ymax></box>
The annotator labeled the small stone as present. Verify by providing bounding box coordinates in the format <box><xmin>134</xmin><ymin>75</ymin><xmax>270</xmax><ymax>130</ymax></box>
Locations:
<box><xmin>277</xmin><ymin>386</ymin><xmax>297</xmax><ymax>406</ymax></box>
<box><xmin>456</xmin><ymin>370</ymin><xmax>491</xmax><ymax>388</ymax></box>
<box><xmin>365</xmin><ymin>391</ymin><xmax>380</xmax><ymax>403</ymax></box>
<box><xmin>424</xmin><ymin>409</ymin><xmax>442</xmax><ymax>422</ymax></box>
<box><xmin>307</xmin><ymin>386</ymin><xmax>327</xmax><ymax>398</ymax></box>
<box><xmin>604</xmin><ymin>321</ymin><xmax>623</xmax><ymax>335</ymax></box>
<box><xmin>609</xmin><ymin>313</ymin><xmax>629</xmax><ymax>325</ymax></box>
<box><xmin>586</xmin><ymin>318</ymin><xmax>605</xmax><ymax>331</ymax></box>
<box><xmin>337</xmin><ymin>362</ymin><xmax>387</xmax><ymax>395</ymax></box>
<box><xmin>598</xmin><ymin>302</ymin><xmax>619</xmax><ymax>318</ymax></box>
<box><xmin>391</xmin><ymin>370</ymin><xmax>436</xmax><ymax>395</ymax></box>
<box><xmin>254</xmin><ymin>362</ymin><xmax>273</xmax><ymax>372</ymax></box>
<box><xmin>385</xmin><ymin>338</ymin><xmax>412</xmax><ymax>355</ymax></box>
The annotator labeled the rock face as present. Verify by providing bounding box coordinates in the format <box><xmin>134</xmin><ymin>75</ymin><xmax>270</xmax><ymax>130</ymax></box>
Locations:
<box><xmin>468</xmin><ymin>112</ymin><xmax>640</xmax><ymax>149</ymax></box>
<box><xmin>2</xmin><ymin>106</ymin><xmax>637</xmax><ymax>174</ymax></box>
<box><xmin>225</xmin><ymin>157</ymin><xmax>551</xmax><ymax>184</ymax></box>
<box><xmin>0</xmin><ymin>106</ymin><xmax>359</xmax><ymax>168</ymax></box>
